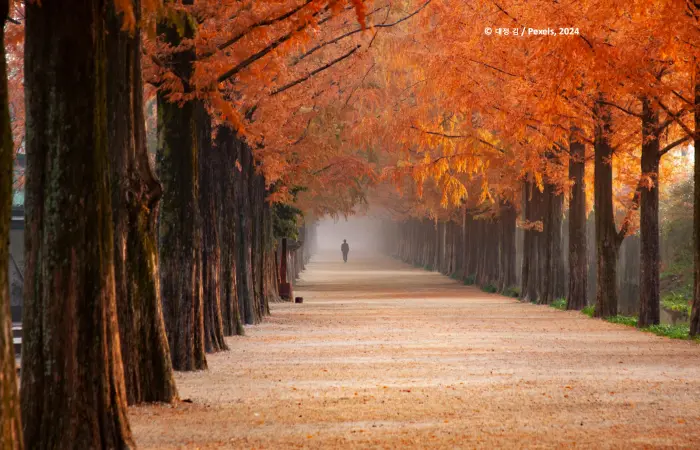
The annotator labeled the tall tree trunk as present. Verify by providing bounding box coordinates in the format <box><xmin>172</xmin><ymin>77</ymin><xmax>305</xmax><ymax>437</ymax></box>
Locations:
<box><xmin>638</xmin><ymin>97</ymin><xmax>661</xmax><ymax>327</ymax></box>
<box><xmin>21</xmin><ymin>1</ymin><xmax>134</xmax><ymax>446</ymax></box>
<box><xmin>498</xmin><ymin>203</ymin><xmax>516</xmax><ymax>292</ymax></box>
<box><xmin>236</xmin><ymin>141</ymin><xmax>256</xmax><ymax>324</ymax></box>
<box><xmin>550</xmin><ymin>187</ymin><xmax>566</xmax><ymax>300</ymax></box>
<box><xmin>520</xmin><ymin>181</ymin><xmax>531</xmax><ymax>300</ymax></box>
<box><xmin>0</xmin><ymin>0</ymin><xmax>22</xmax><ymax>445</ymax></box>
<box><xmin>539</xmin><ymin>183</ymin><xmax>555</xmax><ymax>305</ymax></box>
<box><xmin>568</xmin><ymin>132</ymin><xmax>588</xmax><ymax>310</ymax></box>
<box><xmin>527</xmin><ymin>184</ymin><xmax>543</xmax><ymax>302</ymax></box>
<box><xmin>199</xmin><ymin>109</ymin><xmax>228</xmax><ymax>353</ymax></box>
<box><xmin>250</xmin><ymin>173</ymin><xmax>266</xmax><ymax>318</ymax></box>
<box><xmin>156</xmin><ymin>9</ymin><xmax>207</xmax><ymax>371</ymax></box>
<box><xmin>691</xmin><ymin>61</ymin><xmax>700</xmax><ymax>336</ymax></box>
<box><xmin>106</xmin><ymin>0</ymin><xmax>177</xmax><ymax>404</ymax></box>
<box><xmin>594</xmin><ymin>98</ymin><xmax>621</xmax><ymax>318</ymax></box>
<box><xmin>215</xmin><ymin>127</ymin><xmax>244</xmax><ymax>336</ymax></box>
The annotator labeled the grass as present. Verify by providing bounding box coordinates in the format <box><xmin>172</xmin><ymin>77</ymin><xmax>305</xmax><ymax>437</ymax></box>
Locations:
<box><xmin>645</xmin><ymin>323</ymin><xmax>692</xmax><ymax>340</ymax></box>
<box><xmin>463</xmin><ymin>274</ymin><xmax>476</xmax><ymax>286</ymax></box>
<box><xmin>423</xmin><ymin>264</ymin><xmax>433</xmax><ymax>272</ymax></box>
<box><xmin>550</xmin><ymin>298</ymin><xmax>567</xmax><ymax>310</ymax></box>
<box><xmin>606</xmin><ymin>315</ymin><xmax>638</xmax><ymax>327</ymax></box>
<box><xmin>481</xmin><ymin>283</ymin><xmax>498</xmax><ymax>293</ymax></box>
<box><xmin>573</xmin><ymin>308</ymin><xmax>697</xmax><ymax>340</ymax></box>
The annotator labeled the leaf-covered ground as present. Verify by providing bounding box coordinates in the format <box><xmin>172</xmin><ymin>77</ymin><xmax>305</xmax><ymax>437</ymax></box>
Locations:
<box><xmin>130</xmin><ymin>253</ymin><xmax>700</xmax><ymax>448</ymax></box>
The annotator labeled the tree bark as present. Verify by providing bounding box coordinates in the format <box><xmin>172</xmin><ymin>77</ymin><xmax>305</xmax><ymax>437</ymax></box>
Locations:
<box><xmin>568</xmin><ymin>132</ymin><xmax>588</xmax><ymax>310</ymax></box>
<box><xmin>691</xmin><ymin>61</ymin><xmax>700</xmax><ymax>336</ymax></box>
<box><xmin>156</xmin><ymin>9</ymin><xmax>207</xmax><ymax>371</ymax></box>
<box><xmin>520</xmin><ymin>181</ymin><xmax>532</xmax><ymax>300</ymax></box>
<box><xmin>550</xmin><ymin>187</ymin><xmax>566</xmax><ymax>300</ymax></box>
<box><xmin>21</xmin><ymin>1</ymin><xmax>134</xmax><ymax>446</ymax></box>
<box><xmin>539</xmin><ymin>183</ymin><xmax>555</xmax><ymax>305</ymax></box>
<box><xmin>198</xmin><ymin>109</ymin><xmax>228</xmax><ymax>353</ymax></box>
<box><xmin>638</xmin><ymin>97</ymin><xmax>661</xmax><ymax>327</ymax></box>
<box><xmin>106</xmin><ymin>0</ymin><xmax>177</xmax><ymax>404</ymax></box>
<box><xmin>236</xmin><ymin>141</ymin><xmax>257</xmax><ymax>324</ymax></box>
<box><xmin>498</xmin><ymin>203</ymin><xmax>516</xmax><ymax>292</ymax></box>
<box><xmin>214</xmin><ymin>127</ymin><xmax>244</xmax><ymax>336</ymax></box>
<box><xmin>0</xmin><ymin>0</ymin><xmax>22</xmax><ymax>445</ymax></box>
<box><xmin>594</xmin><ymin>97</ymin><xmax>621</xmax><ymax>318</ymax></box>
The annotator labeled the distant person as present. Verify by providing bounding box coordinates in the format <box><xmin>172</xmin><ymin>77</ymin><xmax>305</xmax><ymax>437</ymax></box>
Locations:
<box><xmin>341</xmin><ymin>239</ymin><xmax>350</xmax><ymax>263</ymax></box>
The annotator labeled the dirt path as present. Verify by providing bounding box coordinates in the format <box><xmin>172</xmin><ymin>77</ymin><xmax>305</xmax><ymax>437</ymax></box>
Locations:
<box><xmin>130</xmin><ymin>252</ymin><xmax>700</xmax><ymax>449</ymax></box>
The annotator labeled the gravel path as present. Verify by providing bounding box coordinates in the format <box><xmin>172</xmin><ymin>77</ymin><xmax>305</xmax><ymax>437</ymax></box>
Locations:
<box><xmin>130</xmin><ymin>252</ymin><xmax>700</xmax><ymax>449</ymax></box>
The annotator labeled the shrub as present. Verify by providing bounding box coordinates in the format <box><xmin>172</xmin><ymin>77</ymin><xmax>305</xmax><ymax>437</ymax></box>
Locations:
<box><xmin>481</xmin><ymin>283</ymin><xmax>498</xmax><ymax>293</ymax></box>
<box><xmin>581</xmin><ymin>305</ymin><xmax>595</xmax><ymax>317</ymax></box>
<box><xmin>424</xmin><ymin>264</ymin><xmax>433</xmax><ymax>271</ymax></box>
<box><xmin>502</xmin><ymin>286</ymin><xmax>520</xmax><ymax>298</ymax></box>
<box><xmin>463</xmin><ymin>274</ymin><xmax>476</xmax><ymax>286</ymax></box>
<box><xmin>550</xmin><ymin>298</ymin><xmax>567</xmax><ymax>310</ymax></box>
<box><xmin>661</xmin><ymin>291</ymin><xmax>691</xmax><ymax>316</ymax></box>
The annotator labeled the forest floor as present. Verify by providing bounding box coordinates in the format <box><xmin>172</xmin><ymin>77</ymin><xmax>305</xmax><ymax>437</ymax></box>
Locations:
<box><xmin>130</xmin><ymin>252</ymin><xmax>700</xmax><ymax>449</ymax></box>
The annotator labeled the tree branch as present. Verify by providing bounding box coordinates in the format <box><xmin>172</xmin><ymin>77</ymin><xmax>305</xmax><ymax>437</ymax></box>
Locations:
<box><xmin>656</xmin><ymin>97</ymin><xmax>695</xmax><ymax>138</ymax></box>
<box><xmin>469</xmin><ymin>59</ymin><xmax>518</xmax><ymax>77</ymax></box>
<box><xmin>200</xmin><ymin>0</ymin><xmax>317</xmax><ymax>59</ymax></box>
<box><xmin>599</xmin><ymin>100</ymin><xmax>643</xmax><ymax>118</ymax></box>
<box><xmin>659</xmin><ymin>135</ymin><xmax>691</xmax><ymax>157</ymax></box>
<box><xmin>293</xmin><ymin>0</ymin><xmax>433</xmax><ymax>65</ymax></box>
<box><xmin>410</xmin><ymin>125</ymin><xmax>506</xmax><ymax>153</ymax></box>
<box><xmin>271</xmin><ymin>45</ymin><xmax>361</xmax><ymax>96</ymax></box>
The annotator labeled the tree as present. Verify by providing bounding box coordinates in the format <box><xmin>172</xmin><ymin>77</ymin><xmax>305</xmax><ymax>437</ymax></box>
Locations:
<box><xmin>567</xmin><ymin>132</ymin><xmax>588</xmax><ymax>310</ymax></box>
<box><xmin>21</xmin><ymin>0</ymin><xmax>133</xmax><ymax>446</ymax></box>
<box><xmin>156</xmin><ymin>3</ymin><xmax>208</xmax><ymax>369</ymax></box>
<box><xmin>106</xmin><ymin>0</ymin><xmax>178</xmax><ymax>403</ymax></box>
<box><xmin>0</xmin><ymin>0</ymin><xmax>22</xmax><ymax>447</ymax></box>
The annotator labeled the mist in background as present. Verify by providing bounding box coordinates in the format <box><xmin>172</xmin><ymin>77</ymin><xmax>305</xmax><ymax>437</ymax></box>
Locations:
<box><xmin>315</xmin><ymin>216</ymin><xmax>384</xmax><ymax>254</ymax></box>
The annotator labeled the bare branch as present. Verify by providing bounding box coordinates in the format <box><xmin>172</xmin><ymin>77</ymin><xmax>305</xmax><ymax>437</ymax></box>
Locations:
<box><xmin>293</xmin><ymin>0</ymin><xmax>433</xmax><ymax>65</ymax></box>
<box><xmin>271</xmin><ymin>45</ymin><xmax>361</xmax><ymax>96</ymax></box>
<box><xmin>659</xmin><ymin>135</ymin><xmax>691</xmax><ymax>157</ymax></box>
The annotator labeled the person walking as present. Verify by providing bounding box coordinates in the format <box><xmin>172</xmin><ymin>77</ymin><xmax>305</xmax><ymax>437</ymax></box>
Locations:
<box><xmin>341</xmin><ymin>239</ymin><xmax>350</xmax><ymax>263</ymax></box>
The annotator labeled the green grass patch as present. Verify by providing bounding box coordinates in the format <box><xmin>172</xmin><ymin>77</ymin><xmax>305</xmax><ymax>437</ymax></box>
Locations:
<box><xmin>606</xmin><ymin>315</ymin><xmax>638</xmax><ymax>327</ymax></box>
<box><xmin>423</xmin><ymin>264</ymin><xmax>433</xmax><ymax>272</ymax></box>
<box><xmin>502</xmin><ymin>286</ymin><xmax>520</xmax><ymax>298</ymax></box>
<box><xmin>581</xmin><ymin>305</ymin><xmax>595</xmax><ymax>317</ymax></box>
<box><xmin>550</xmin><ymin>298</ymin><xmax>567</xmax><ymax>310</ymax></box>
<box><xmin>463</xmin><ymin>274</ymin><xmax>476</xmax><ymax>286</ymax></box>
<box><xmin>481</xmin><ymin>283</ymin><xmax>498</xmax><ymax>293</ymax></box>
<box><xmin>644</xmin><ymin>323</ymin><xmax>691</xmax><ymax>340</ymax></box>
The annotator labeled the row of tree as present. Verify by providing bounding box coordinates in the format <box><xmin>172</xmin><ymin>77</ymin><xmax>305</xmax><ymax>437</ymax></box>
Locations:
<box><xmin>0</xmin><ymin>0</ymin><xmax>344</xmax><ymax>446</ymax></box>
<box><xmin>356</xmin><ymin>1</ymin><xmax>700</xmax><ymax>335</ymax></box>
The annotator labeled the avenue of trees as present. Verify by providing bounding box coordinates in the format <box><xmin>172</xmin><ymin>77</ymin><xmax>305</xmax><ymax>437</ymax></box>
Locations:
<box><xmin>2</xmin><ymin>0</ymin><xmax>700</xmax><ymax>448</ymax></box>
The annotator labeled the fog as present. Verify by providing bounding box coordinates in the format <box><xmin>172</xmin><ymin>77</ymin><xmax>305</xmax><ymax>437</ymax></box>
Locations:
<box><xmin>315</xmin><ymin>216</ymin><xmax>385</xmax><ymax>254</ymax></box>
